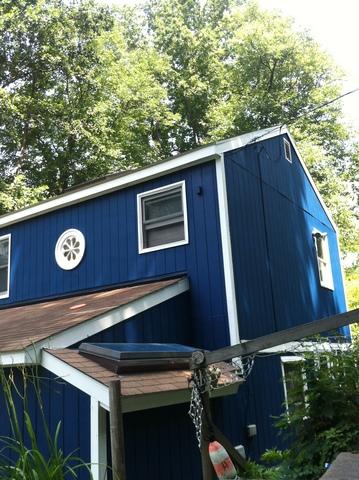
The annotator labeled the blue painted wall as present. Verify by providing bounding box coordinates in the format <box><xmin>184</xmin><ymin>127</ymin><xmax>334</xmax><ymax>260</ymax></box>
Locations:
<box><xmin>124</xmin><ymin>403</ymin><xmax>202</xmax><ymax>480</ymax></box>
<box><xmin>74</xmin><ymin>292</ymin><xmax>191</xmax><ymax>346</ymax></box>
<box><xmin>225</xmin><ymin>134</ymin><xmax>347</xmax><ymax>339</ymax></box>
<box><xmin>0</xmin><ymin>367</ymin><xmax>90</xmax><ymax>480</ymax></box>
<box><xmin>0</xmin><ymin>162</ymin><xmax>229</xmax><ymax>350</ymax></box>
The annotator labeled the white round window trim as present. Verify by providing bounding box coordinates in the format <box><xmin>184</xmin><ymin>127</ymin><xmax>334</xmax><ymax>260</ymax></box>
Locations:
<box><xmin>55</xmin><ymin>229</ymin><xmax>86</xmax><ymax>270</ymax></box>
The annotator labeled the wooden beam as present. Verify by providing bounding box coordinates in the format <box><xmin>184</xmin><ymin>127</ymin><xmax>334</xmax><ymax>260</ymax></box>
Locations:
<box><xmin>192</xmin><ymin>308</ymin><xmax>359</xmax><ymax>367</ymax></box>
<box><xmin>109</xmin><ymin>380</ymin><xmax>126</xmax><ymax>480</ymax></box>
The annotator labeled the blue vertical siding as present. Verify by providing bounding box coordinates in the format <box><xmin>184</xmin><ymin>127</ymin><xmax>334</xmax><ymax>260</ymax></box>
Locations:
<box><xmin>124</xmin><ymin>404</ymin><xmax>202</xmax><ymax>480</ymax></box>
<box><xmin>213</xmin><ymin>355</ymin><xmax>286</xmax><ymax>462</ymax></box>
<box><xmin>0</xmin><ymin>162</ymin><xmax>229</xmax><ymax>350</ymax></box>
<box><xmin>225</xmin><ymin>134</ymin><xmax>347</xmax><ymax>338</ymax></box>
<box><xmin>73</xmin><ymin>292</ymin><xmax>192</xmax><ymax>346</ymax></box>
<box><xmin>0</xmin><ymin>368</ymin><xmax>90</xmax><ymax>480</ymax></box>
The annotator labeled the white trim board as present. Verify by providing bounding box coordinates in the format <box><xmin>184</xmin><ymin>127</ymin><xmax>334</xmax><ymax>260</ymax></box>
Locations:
<box><xmin>285</xmin><ymin>130</ymin><xmax>337</xmax><ymax>232</ymax></box>
<box><xmin>215</xmin><ymin>155</ymin><xmax>240</xmax><ymax>345</ymax></box>
<box><xmin>42</xmin><ymin>350</ymin><xmax>110</xmax><ymax>408</ymax></box>
<box><xmin>0</xmin><ymin>126</ymin><xmax>292</xmax><ymax>229</ymax></box>
<box><xmin>0</xmin><ymin>234</ymin><xmax>11</xmax><ymax>299</ymax></box>
<box><xmin>0</xmin><ymin>277</ymin><xmax>189</xmax><ymax>366</ymax></box>
<box><xmin>0</xmin><ymin>126</ymin><xmax>337</xmax><ymax>236</ymax></box>
<box><xmin>0</xmin><ymin>350</ymin><xmax>27</xmax><ymax>366</ymax></box>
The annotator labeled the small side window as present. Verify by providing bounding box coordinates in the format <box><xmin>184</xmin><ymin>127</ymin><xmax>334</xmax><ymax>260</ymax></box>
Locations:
<box><xmin>0</xmin><ymin>234</ymin><xmax>11</xmax><ymax>299</ymax></box>
<box><xmin>137</xmin><ymin>181</ymin><xmax>188</xmax><ymax>253</ymax></box>
<box><xmin>281</xmin><ymin>356</ymin><xmax>306</xmax><ymax>414</ymax></box>
<box><xmin>283</xmin><ymin>138</ymin><xmax>292</xmax><ymax>163</ymax></box>
<box><xmin>313</xmin><ymin>231</ymin><xmax>334</xmax><ymax>290</ymax></box>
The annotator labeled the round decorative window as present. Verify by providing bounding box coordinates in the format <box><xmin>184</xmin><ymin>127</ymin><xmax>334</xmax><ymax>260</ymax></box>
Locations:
<box><xmin>55</xmin><ymin>229</ymin><xmax>85</xmax><ymax>270</ymax></box>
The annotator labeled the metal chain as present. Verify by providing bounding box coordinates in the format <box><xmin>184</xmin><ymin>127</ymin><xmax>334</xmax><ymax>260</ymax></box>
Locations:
<box><xmin>188</xmin><ymin>368</ymin><xmax>212</xmax><ymax>448</ymax></box>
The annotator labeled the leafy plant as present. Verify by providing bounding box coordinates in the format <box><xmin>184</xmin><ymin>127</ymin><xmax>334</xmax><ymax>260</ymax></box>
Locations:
<box><xmin>0</xmin><ymin>367</ymin><xmax>92</xmax><ymax>479</ymax></box>
<box><xmin>275</xmin><ymin>342</ymin><xmax>359</xmax><ymax>480</ymax></box>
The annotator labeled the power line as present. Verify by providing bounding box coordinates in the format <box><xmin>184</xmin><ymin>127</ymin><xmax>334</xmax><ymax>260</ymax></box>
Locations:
<box><xmin>248</xmin><ymin>85</ymin><xmax>359</xmax><ymax>145</ymax></box>
<box><xmin>287</xmin><ymin>86</ymin><xmax>359</xmax><ymax>125</ymax></box>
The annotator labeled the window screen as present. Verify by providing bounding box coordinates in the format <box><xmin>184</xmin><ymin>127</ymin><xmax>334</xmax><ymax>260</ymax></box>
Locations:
<box><xmin>313</xmin><ymin>231</ymin><xmax>334</xmax><ymax>290</ymax></box>
<box><xmin>0</xmin><ymin>236</ymin><xmax>10</xmax><ymax>296</ymax></box>
<box><xmin>138</xmin><ymin>183</ymin><xmax>188</xmax><ymax>252</ymax></box>
<box><xmin>283</xmin><ymin>138</ymin><xmax>292</xmax><ymax>162</ymax></box>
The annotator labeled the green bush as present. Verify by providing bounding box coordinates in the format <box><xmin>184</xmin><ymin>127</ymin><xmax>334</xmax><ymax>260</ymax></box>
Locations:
<box><xmin>275</xmin><ymin>342</ymin><xmax>359</xmax><ymax>480</ymax></box>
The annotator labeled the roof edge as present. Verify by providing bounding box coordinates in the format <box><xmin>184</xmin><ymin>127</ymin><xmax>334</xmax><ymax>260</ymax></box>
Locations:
<box><xmin>0</xmin><ymin>126</ymin><xmax>284</xmax><ymax>229</ymax></box>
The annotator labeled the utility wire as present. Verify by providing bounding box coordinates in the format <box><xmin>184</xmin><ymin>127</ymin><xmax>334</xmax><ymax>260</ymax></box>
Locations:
<box><xmin>248</xmin><ymin>85</ymin><xmax>359</xmax><ymax>145</ymax></box>
<box><xmin>286</xmin><ymin>85</ymin><xmax>359</xmax><ymax>125</ymax></box>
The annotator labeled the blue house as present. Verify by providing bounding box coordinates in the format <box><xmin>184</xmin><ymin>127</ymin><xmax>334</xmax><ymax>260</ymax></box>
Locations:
<box><xmin>0</xmin><ymin>126</ymin><xmax>348</xmax><ymax>479</ymax></box>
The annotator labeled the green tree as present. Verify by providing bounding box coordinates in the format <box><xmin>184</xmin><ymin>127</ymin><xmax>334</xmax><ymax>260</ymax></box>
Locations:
<box><xmin>0</xmin><ymin>175</ymin><xmax>48</xmax><ymax>215</ymax></box>
<box><xmin>0</xmin><ymin>0</ymin><xmax>357</xmax><ymax>254</ymax></box>
<box><xmin>0</xmin><ymin>0</ymin><xmax>175</xmax><ymax>195</ymax></box>
<box><xmin>142</xmin><ymin>0</ymin><xmax>358</xmax><ymax>252</ymax></box>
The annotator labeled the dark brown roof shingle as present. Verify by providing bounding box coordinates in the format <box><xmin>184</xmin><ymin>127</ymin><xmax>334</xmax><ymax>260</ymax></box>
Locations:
<box><xmin>0</xmin><ymin>278</ymin><xmax>184</xmax><ymax>352</ymax></box>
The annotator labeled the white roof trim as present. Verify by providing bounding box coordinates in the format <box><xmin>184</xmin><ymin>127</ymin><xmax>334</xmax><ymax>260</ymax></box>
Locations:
<box><xmin>0</xmin><ymin>277</ymin><xmax>189</xmax><ymax>366</ymax></box>
<box><xmin>0</xmin><ymin>126</ymin><xmax>284</xmax><ymax>229</ymax></box>
<box><xmin>0</xmin><ymin>350</ymin><xmax>27</xmax><ymax>366</ymax></box>
<box><xmin>285</xmin><ymin>131</ymin><xmax>337</xmax><ymax>232</ymax></box>
<box><xmin>42</xmin><ymin>350</ymin><xmax>110</xmax><ymax>409</ymax></box>
<box><xmin>0</xmin><ymin>125</ymin><xmax>336</xmax><ymax>235</ymax></box>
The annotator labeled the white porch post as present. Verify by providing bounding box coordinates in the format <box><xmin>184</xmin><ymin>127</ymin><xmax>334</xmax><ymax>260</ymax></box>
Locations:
<box><xmin>91</xmin><ymin>397</ymin><xmax>107</xmax><ymax>480</ymax></box>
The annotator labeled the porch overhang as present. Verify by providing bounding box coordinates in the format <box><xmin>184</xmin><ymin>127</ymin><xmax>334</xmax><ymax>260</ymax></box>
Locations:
<box><xmin>0</xmin><ymin>277</ymin><xmax>189</xmax><ymax>366</ymax></box>
<box><xmin>42</xmin><ymin>348</ymin><xmax>242</xmax><ymax>412</ymax></box>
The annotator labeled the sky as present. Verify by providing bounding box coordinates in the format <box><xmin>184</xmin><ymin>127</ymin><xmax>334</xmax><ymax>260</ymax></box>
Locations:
<box><xmin>100</xmin><ymin>0</ymin><xmax>359</xmax><ymax>130</ymax></box>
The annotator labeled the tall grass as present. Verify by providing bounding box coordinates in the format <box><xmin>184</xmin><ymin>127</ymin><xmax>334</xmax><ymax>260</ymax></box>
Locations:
<box><xmin>0</xmin><ymin>367</ymin><xmax>92</xmax><ymax>479</ymax></box>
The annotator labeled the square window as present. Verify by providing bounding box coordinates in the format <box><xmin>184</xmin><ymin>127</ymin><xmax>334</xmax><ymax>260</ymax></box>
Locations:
<box><xmin>313</xmin><ymin>231</ymin><xmax>334</xmax><ymax>290</ymax></box>
<box><xmin>137</xmin><ymin>182</ymin><xmax>188</xmax><ymax>253</ymax></box>
<box><xmin>0</xmin><ymin>235</ymin><xmax>11</xmax><ymax>298</ymax></box>
<box><xmin>283</xmin><ymin>138</ymin><xmax>292</xmax><ymax>163</ymax></box>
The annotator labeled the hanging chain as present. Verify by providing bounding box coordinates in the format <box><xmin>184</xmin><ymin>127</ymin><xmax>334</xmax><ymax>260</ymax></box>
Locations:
<box><xmin>188</xmin><ymin>367</ymin><xmax>212</xmax><ymax>448</ymax></box>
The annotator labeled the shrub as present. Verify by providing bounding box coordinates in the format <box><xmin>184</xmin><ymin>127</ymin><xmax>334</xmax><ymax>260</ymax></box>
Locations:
<box><xmin>275</xmin><ymin>341</ymin><xmax>359</xmax><ymax>480</ymax></box>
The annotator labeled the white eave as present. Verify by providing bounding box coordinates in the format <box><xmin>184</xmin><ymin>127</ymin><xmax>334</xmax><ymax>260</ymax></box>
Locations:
<box><xmin>0</xmin><ymin>126</ymin><xmax>284</xmax><ymax>228</ymax></box>
<box><xmin>0</xmin><ymin>125</ymin><xmax>336</xmax><ymax>232</ymax></box>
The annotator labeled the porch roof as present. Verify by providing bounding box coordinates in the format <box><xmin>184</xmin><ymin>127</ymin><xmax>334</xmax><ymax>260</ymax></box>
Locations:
<box><xmin>43</xmin><ymin>347</ymin><xmax>243</xmax><ymax>412</ymax></box>
<box><xmin>0</xmin><ymin>276</ymin><xmax>188</xmax><ymax>364</ymax></box>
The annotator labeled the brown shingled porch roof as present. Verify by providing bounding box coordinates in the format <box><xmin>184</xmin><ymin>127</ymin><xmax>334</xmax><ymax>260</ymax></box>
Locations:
<box><xmin>0</xmin><ymin>277</ymin><xmax>187</xmax><ymax>354</ymax></box>
<box><xmin>44</xmin><ymin>348</ymin><xmax>243</xmax><ymax>412</ymax></box>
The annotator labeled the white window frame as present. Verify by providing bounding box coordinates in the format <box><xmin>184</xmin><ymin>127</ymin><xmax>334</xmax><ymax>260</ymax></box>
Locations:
<box><xmin>312</xmin><ymin>229</ymin><xmax>334</xmax><ymax>290</ymax></box>
<box><xmin>283</xmin><ymin>137</ymin><xmax>292</xmax><ymax>163</ymax></box>
<box><xmin>281</xmin><ymin>356</ymin><xmax>307</xmax><ymax>415</ymax></box>
<box><xmin>0</xmin><ymin>234</ymin><xmax>11</xmax><ymax>299</ymax></box>
<box><xmin>137</xmin><ymin>181</ymin><xmax>189</xmax><ymax>254</ymax></box>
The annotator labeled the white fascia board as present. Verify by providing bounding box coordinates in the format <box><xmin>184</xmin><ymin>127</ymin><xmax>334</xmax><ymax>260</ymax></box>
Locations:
<box><xmin>215</xmin><ymin>155</ymin><xmax>240</xmax><ymax>345</ymax></box>
<box><xmin>0</xmin><ymin>350</ymin><xmax>27</xmax><ymax>366</ymax></box>
<box><xmin>41</xmin><ymin>350</ymin><xmax>109</xmax><ymax>409</ymax></box>
<box><xmin>285</xmin><ymin>130</ymin><xmax>337</xmax><ymax>233</ymax></box>
<box><xmin>0</xmin><ymin>127</ymin><xmax>284</xmax><ymax>229</ymax></box>
<box><xmin>33</xmin><ymin>277</ymin><xmax>189</xmax><ymax>350</ymax></box>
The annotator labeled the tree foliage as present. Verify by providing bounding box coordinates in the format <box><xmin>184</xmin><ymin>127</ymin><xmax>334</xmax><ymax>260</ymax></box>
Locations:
<box><xmin>0</xmin><ymin>0</ymin><xmax>357</xmax><ymax>252</ymax></box>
